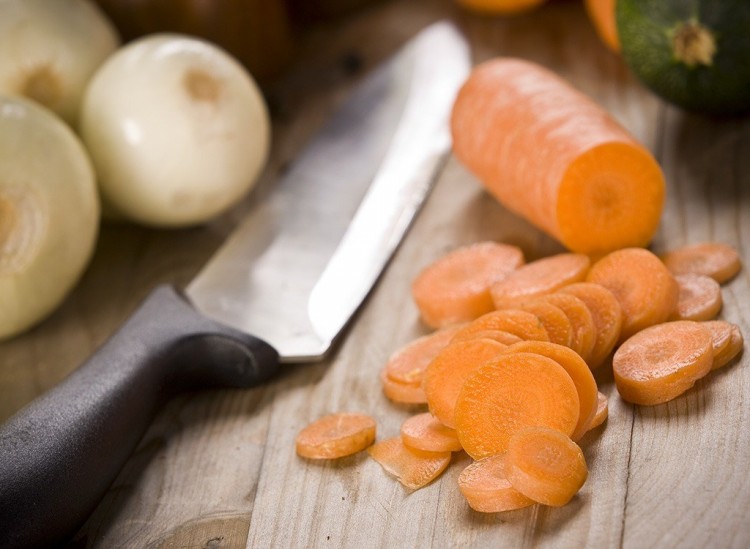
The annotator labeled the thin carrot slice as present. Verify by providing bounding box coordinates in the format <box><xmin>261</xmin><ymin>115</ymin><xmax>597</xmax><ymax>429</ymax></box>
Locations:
<box><xmin>385</xmin><ymin>326</ymin><xmax>462</xmax><ymax>386</ymax></box>
<box><xmin>703</xmin><ymin>321</ymin><xmax>744</xmax><ymax>370</ymax></box>
<box><xmin>454</xmin><ymin>353</ymin><xmax>580</xmax><ymax>459</ymax></box>
<box><xmin>502</xmin><ymin>341</ymin><xmax>598</xmax><ymax>442</ymax></box>
<box><xmin>400</xmin><ymin>413</ymin><xmax>463</xmax><ymax>453</ymax></box>
<box><xmin>490</xmin><ymin>253</ymin><xmax>590</xmax><ymax>309</ymax></box>
<box><xmin>458</xmin><ymin>454</ymin><xmax>535</xmax><ymax>513</ymax></box>
<box><xmin>380</xmin><ymin>369</ymin><xmax>427</xmax><ymax>405</ymax></box>
<box><xmin>560</xmin><ymin>282</ymin><xmax>623</xmax><ymax>368</ymax></box>
<box><xmin>451</xmin><ymin>329</ymin><xmax>523</xmax><ymax>346</ymax></box>
<box><xmin>411</xmin><ymin>241</ymin><xmax>524</xmax><ymax>328</ymax></box>
<box><xmin>669</xmin><ymin>274</ymin><xmax>723</xmax><ymax>321</ymax></box>
<box><xmin>613</xmin><ymin>321</ymin><xmax>714</xmax><ymax>405</ymax></box>
<box><xmin>538</xmin><ymin>293</ymin><xmax>596</xmax><ymax>363</ymax></box>
<box><xmin>450</xmin><ymin>58</ymin><xmax>665</xmax><ymax>255</ymax></box>
<box><xmin>517</xmin><ymin>300</ymin><xmax>574</xmax><ymax>348</ymax></box>
<box><xmin>296</xmin><ymin>413</ymin><xmax>376</xmax><ymax>459</ymax></box>
<box><xmin>451</xmin><ymin>309</ymin><xmax>549</xmax><ymax>343</ymax></box>
<box><xmin>585</xmin><ymin>392</ymin><xmax>608</xmax><ymax>433</ymax></box>
<box><xmin>587</xmin><ymin>248</ymin><xmax>679</xmax><ymax>342</ymax></box>
<box><xmin>424</xmin><ymin>338</ymin><xmax>508</xmax><ymax>428</ymax></box>
<box><xmin>505</xmin><ymin>426</ymin><xmax>588</xmax><ymax>507</ymax></box>
<box><xmin>661</xmin><ymin>242</ymin><xmax>742</xmax><ymax>284</ymax></box>
<box><xmin>367</xmin><ymin>437</ymin><xmax>451</xmax><ymax>490</ymax></box>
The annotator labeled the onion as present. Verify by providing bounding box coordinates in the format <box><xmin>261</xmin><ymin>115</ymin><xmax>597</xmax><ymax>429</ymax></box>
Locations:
<box><xmin>0</xmin><ymin>0</ymin><xmax>120</xmax><ymax>126</ymax></box>
<box><xmin>80</xmin><ymin>34</ymin><xmax>271</xmax><ymax>228</ymax></box>
<box><xmin>0</xmin><ymin>96</ymin><xmax>99</xmax><ymax>340</ymax></box>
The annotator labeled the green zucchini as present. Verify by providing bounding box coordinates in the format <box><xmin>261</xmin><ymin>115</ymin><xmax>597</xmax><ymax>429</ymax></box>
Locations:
<box><xmin>617</xmin><ymin>0</ymin><xmax>750</xmax><ymax>115</ymax></box>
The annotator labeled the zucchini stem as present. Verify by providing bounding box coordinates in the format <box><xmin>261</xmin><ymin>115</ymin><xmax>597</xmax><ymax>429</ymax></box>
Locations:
<box><xmin>671</xmin><ymin>20</ymin><xmax>717</xmax><ymax>68</ymax></box>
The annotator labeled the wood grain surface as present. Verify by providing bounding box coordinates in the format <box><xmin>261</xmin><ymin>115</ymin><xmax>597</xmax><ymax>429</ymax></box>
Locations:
<box><xmin>1</xmin><ymin>0</ymin><xmax>749</xmax><ymax>547</ymax></box>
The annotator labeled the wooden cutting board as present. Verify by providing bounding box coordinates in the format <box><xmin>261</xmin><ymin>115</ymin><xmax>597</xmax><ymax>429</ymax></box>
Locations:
<box><xmin>1</xmin><ymin>0</ymin><xmax>748</xmax><ymax>547</ymax></box>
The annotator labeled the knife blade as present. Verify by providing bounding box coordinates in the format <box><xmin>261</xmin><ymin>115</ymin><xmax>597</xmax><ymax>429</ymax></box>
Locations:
<box><xmin>0</xmin><ymin>21</ymin><xmax>470</xmax><ymax>548</ymax></box>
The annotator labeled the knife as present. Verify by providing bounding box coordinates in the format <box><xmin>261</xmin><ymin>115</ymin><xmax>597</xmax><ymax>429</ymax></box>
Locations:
<box><xmin>0</xmin><ymin>21</ymin><xmax>470</xmax><ymax>548</ymax></box>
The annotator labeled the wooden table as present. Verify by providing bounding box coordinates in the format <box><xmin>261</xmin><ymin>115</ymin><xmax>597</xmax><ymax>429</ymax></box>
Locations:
<box><xmin>2</xmin><ymin>0</ymin><xmax>749</xmax><ymax>547</ymax></box>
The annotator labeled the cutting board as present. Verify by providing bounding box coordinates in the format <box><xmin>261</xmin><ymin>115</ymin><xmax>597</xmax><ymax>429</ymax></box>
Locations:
<box><xmin>1</xmin><ymin>0</ymin><xmax>749</xmax><ymax>547</ymax></box>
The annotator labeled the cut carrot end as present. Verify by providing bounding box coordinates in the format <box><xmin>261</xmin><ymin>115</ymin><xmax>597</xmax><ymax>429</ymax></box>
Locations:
<box><xmin>368</xmin><ymin>437</ymin><xmax>451</xmax><ymax>490</ymax></box>
<box><xmin>458</xmin><ymin>454</ymin><xmax>535</xmax><ymax>513</ymax></box>
<box><xmin>296</xmin><ymin>413</ymin><xmax>376</xmax><ymax>460</ymax></box>
<box><xmin>669</xmin><ymin>274</ymin><xmax>723</xmax><ymax>321</ymax></box>
<box><xmin>401</xmin><ymin>413</ymin><xmax>463</xmax><ymax>453</ymax></box>
<box><xmin>661</xmin><ymin>242</ymin><xmax>742</xmax><ymax>284</ymax></box>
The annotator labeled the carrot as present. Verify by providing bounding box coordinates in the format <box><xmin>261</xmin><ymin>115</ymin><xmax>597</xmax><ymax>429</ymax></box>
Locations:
<box><xmin>560</xmin><ymin>282</ymin><xmax>623</xmax><ymax>368</ymax></box>
<box><xmin>411</xmin><ymin>241</ymin><xmax>524</xmax><ymax>328</ymax></box>
<box><xmin>400</xmin><ymin>413</ymin><xmax>463</xmax><ymax>453</ymax></box>
<box><xmin>669</xmin><ymin>274</ymin><xmax>723</xmax><ymax>322</ymax></box>
<box><xmin>384</xmin><ymin>325</ymin><xmax>462</xmax><ymax>386</ymax></box>
<box><xmin>502</xmin><ymin>341</ymin><xmax>598</xmax><ymax>441</ymax></box>
<box><xmin>661</xmin><ymin>242</ymin><xmax>742</xmax><ymax>284</ymax></box>
<box><xmin>454</xmin><ymin>352</ymin><xmax>580</xmax><ymax>459</ymax></box>
<box><xmin>451</xmin><ymin>58</ymin><xmax>665</xmax><ymax>255</ymax></box>
<box><xmin>505</xmin><ymin>426</ymin><xmax>588</xmax><ymax>507</ymax></box>
<box><xmin>296</xmin><ymin>413</ymin><xmax>376</xmax><ymax>459</ymax></box>
<box><xmin>451</xmin><ymin>309</ymin><xmax>549</xmax><ymax>343</ymax></box>
<box><xmin>458</xmin><ymin>454</ymin><xmax>535</xmax><ymax>513</ymax></box>
<box><xmin>423</xmin><ymin>338</ymin><xmax>508</xmax><ymax>428</ymax></box>
<box><xmin>367</xmin><ymin>437</ymin><xmax>451</xmax><ymax>490</ymax></box>
<box><xmin>584</xmin><ymin>0</ymin><xmax>619</xmax><ymax>52</ymax></box>
<box><xmin>456</xmin><ymin>0</ymin><xmax>546</xmax><ymax>16</ymax></box>
<box><xmin>612</xmin><ymin>321</ymin><xmax>714</xmax><ymax>405</ymax></box>
<box><xmin>380</xmin><ymin>369</ymin><xmax>427</xmax><ymax>405</ymax></box>
<box><xmin>587</xmin><ymin>248</ymin><xmax>679</xmax><ymax>342</ymax></box>
<box><xmin>451</xmin><ymin>329</ymin><xmax>523</xmax><ymax>346</ymax></box>
<box><xmin>703</xmin><ymin>320</ymin><xmax>744</xmax><ymax>370</ymax></box>
<box><xmin>517</xmin><ymin>300</ymin><xmax>574</xmax><ymax>348</ymax></box>
<box><xmin>490</xmin><ymin>253</ymin><xmax>590</xmax><ymax>308</ymax></box>
<box><xmin>584</xmin><ymin>391</ymin><xmax>608</xmax><ymax>433</ymax></box>
<box><xmin>538</xmin><ymin>293</ymin><xmax>597</xmax><ymax>363</ymax></box>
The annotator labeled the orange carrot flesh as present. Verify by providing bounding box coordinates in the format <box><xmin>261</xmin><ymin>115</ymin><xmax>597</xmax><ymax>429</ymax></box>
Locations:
<box><xmin>385</xmin><ymin>326</ymin><xmax>462</xmax><ymax>386</ymax></box>
<box><xmin>454</xmin><ymin>353</ymin><xmax>580</xmax><ymax>459</ymax></box>
<box><xmin>585</xmin><ymin>391</ymin><xmax>608</xmax><ymax>433</ymax></box>
<box><xmin>490</xmin><ymin>253</ymin><xmax>590</xmax><ymax>308</ymax></box>
<box><xmin>424</xmin><ymin>338</ymin><xmax>508</xmax><ymax>428</ymax></box>
<box><xmin>457</xmin><ymin>0</ymin><xmax>547</xmax><ymax>16</ymax></box>
<box><xmin>661</xmin><ymin>242</ymin><xmax>742</xmax><ymax>284</ymax></box>
<box><xmin>458</xmin><ymin>454</ymin><xmax>535</xmax><ymax>513</ymax></box>
<box><xmin>538</xmin><ymin>293</ymin><xmax>597</xmax><ymax>363</ymax></box>
<box><xmin>400</xmin><ymin>413</ymin><xmax>463</xmax><ymax>453</ymax></box>
<box><xmin>612</xmin><ymin>321</ymin><xmax>714</xmax><ymax>405</ymax></box>
<box><xmin>584</xmin><ymin>0</ymin><xmax>619</xmax><ymax>52</ymax></box>
<box><xmin>502</xmin><ymin>341</ymin><xmax>598</xmax><ymax>442</ymax></box>
<box><xmin>451</xmin><ymin>309</ymin><xmax>550</xmax><ymax>343</ymax></box>
<box><xmin>669</xmin><ymin>274</ymin><xmax>723</xmax><ymax>321</ymax></box>
<box><xmin>704</xmin><ymin>321</ymin><xmax>744</xmax><ymax>370</ymax></box>
<box><xmin>296</xmin><ymin>413</ymin><xmax>376</xmax><ymax>459</ymax></box>
<box><xmin>451</xmin><ymin>329</ymin><xmax>523</xmax><ymax>346</ymax></box>
<box><xmin>367</xmin><ymin>437</ymin><xmax>451</xmax><ymax>490</ymax></box>
<box><xmin>505</xmin><ymin>426</ymin><xmax>588</xmax><ymax>507</ymax></box>
<box><xmin>380</xmin><ymin>369</ymin><xmax>427</xmax><ymax>405</ymax></box>
<box><xmin>411</xmin><ymin>241</ymin><xmax>524</xmax><ymax>328</ymax></box>
<box><xmin>560</xmin><ymin>282</ymin><xmax>623</xmax><ymax>368</ymax></box>
<box><xmin>587</xmin><ymin>248</ymin><xmax>679</xmax><ymax>342</ymax></box>
<box><xmin>451</xmin><ymin>58</ymin><xmax>665</xmax><ymax>255</ymax></box>
<box><xmin>517</xmin><ymin>300</ymin><xmax>574</xmax><ymax>348</ymax></box>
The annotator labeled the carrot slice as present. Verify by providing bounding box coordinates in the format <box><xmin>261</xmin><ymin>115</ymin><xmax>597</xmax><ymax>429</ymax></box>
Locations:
<box><xmin>411</xmin><ymin>241</ymin><xmax>524</xmax><ymax>328</ymax></box>
<box><xmin>517</xmin><ymin>300</ymin><xmax>574</xmax><ymax>348</ymax></box>
<box><xmin>502</xmin><ymin>341</ymin><xmax>598</xmax><ymax>442</ymax></box>
<box><xmin>400</xmin><ymin>413</ymin><xmax>463</xmax><ymax>453</ymax></box>
<box><xmin>457</xmin><ymin>0</ymin><xmax>546</xmax><ymax>16</ymax></box>
<box><xmin>538</xmin><ymin>293</ymin><xmax>597</xmax><ymax>363</ymax></box>
<box><xmin>367</xmin><ymin>437</ymin><xmax>451</xmax><ymax>490</ymax></box>
<box><xmin>451</xmin><ymin>329</ymin><xmax>523</xmax><ymax>346</ymax></box>
<box><xmin>296</xmin><ymin>413</ymin><xmax>376</xmax><ymax>459</ymax></box>
<box><xmin>490</xmin><ymin>253</ymin><xmax>590</xmax><ymax>309</ymax></box>
<box><xmin>385</xmin><ymin>326</ymin><xmax>462</xmax><ymax>386</ymax></box>
<box><xmin>613</xmin><ymin>321</ymin><xmax>714</xmax><ymax>405</ymax></box>
<box><xmin>560</xmin><ymin>282</ymin><xmax>623</xmax><ymax>368</ymax></box>
<box><xmin>450</xmin><ymin>58</ymin><xmax>665</xmax><ymax>254</ymax></box>
<box><xmin>380</xmin><ymin>369</ymin><xmax>427</xmax><ymax>405</ymax></box>
<box><xmin>458</xmin><ymin>454</ymin><xmax>535</xmax><ymax>513</ymax></box>
<box><xmin>424</xmin><ymin>338</ymin><xmax>508</xmax><ymax>428</ymax></box>
<box><xmin>661</xmin><ymin>242</ymin><xmax>742</xmax><ymax>284</ymax></box>
<box><xmin>669</xmin><ymin>274</ymin><xmax>723</xmax><ymax>321</ymax></box>
<box><xmin>703</xmin><ymin>321</ymin><xmax>744</xmax><ymax>370</ymax></box>
<box><xmin>505</xmin><ymin>426</ymin><xmax>588</xmax><ymax>507</ymax></box>
<box><xmin>454</xmin><ymin>353</ymin><xmax>580</xmax><ymax>459</ymax></box>
<box><xmin>584</xmin><ymin>0</ymin><xmax>619</xmax><ymax>52</ymax></box>
<box><xmin>587</xmin><ymin>248</ymin><xmax>679</xmax><ymax>342</ymax></box>
<box><xmin>451</xmin><ymin>309</ymin><xmax>549</xmax><ymax>343</ymax></box>
<box><xmin>585</xmin><ymin>392</ymin><xmax>608</xmax><ymax>433</ymax></box>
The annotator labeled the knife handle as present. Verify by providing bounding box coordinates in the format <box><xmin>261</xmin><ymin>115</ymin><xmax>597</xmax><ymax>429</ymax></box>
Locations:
<box><xmin>0</xmin><ymin>285</ymin><xmax>279</xmax><ymax>549</ymax></box>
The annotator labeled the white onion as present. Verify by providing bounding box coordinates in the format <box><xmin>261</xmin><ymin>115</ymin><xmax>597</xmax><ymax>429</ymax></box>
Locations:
<box><xmin>0</xmin><ymin>96</ymin><xmax>99</xmax><ymax>340</ymax></box>
<box><xmin>80</xmin><ymin>34</ymin><xmax>271</xmax><ymax>227</ymax></box>
<box><xmin>0</xmin><ymin>0</ymin><xmax>120</xmax><ymax>126</ymax></box>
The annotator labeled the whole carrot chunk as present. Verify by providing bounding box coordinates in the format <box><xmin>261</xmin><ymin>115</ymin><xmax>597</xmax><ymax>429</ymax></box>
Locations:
<box><xmin>458</xmin><ymin>454</ymin><xmax>535</xmax><ymax>513</ymax></box>
<box><xmin>505</xmin><ymin>426</ymin><xmax>588</xmax><ymax>507</ymax></box>
<box><xmin>296</xmin><ymin>413</ymin><xmax>376</xmax><ymax>459</ymax></box>
<box><xmin>661</xmin><ymin>242</ymin><xmax>741</xmax><ymax>284</ymax></box>
<box><xmin>669</xmin><ymin>274</ymin><xmax>723</xmax><ymax>322</ymax></box>
<box><xmin>613</xmin><ymin>321</ymin><xmax>714</xmax><ymax>405</ymax></box>
<box><xmin>412</xmin><ymin>241</ymin><xmax>524</xmax><ymax>328</ymax></box>
<box><xmin>368</xmin><ymin>437</ymin><xmax>451</xmax><ymax>490</ymax></box>
<box><xmin>400</xmin><ymin>413</ymin><xmax>463</xmax><ymax>453</ymax></box>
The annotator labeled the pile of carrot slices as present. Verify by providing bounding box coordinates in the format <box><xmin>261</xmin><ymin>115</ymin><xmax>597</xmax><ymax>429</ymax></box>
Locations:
<box><xmin>296</xmin><ymin>239</ymin><xmax>744</xmax><ymax>514</ymax></box>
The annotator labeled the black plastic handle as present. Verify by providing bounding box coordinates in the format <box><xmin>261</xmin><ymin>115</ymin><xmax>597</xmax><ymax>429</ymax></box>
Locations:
<box><xmin>0</xmin><ymin>285</ymin><xmax>279</xmax><ymax>548</ymax></box>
